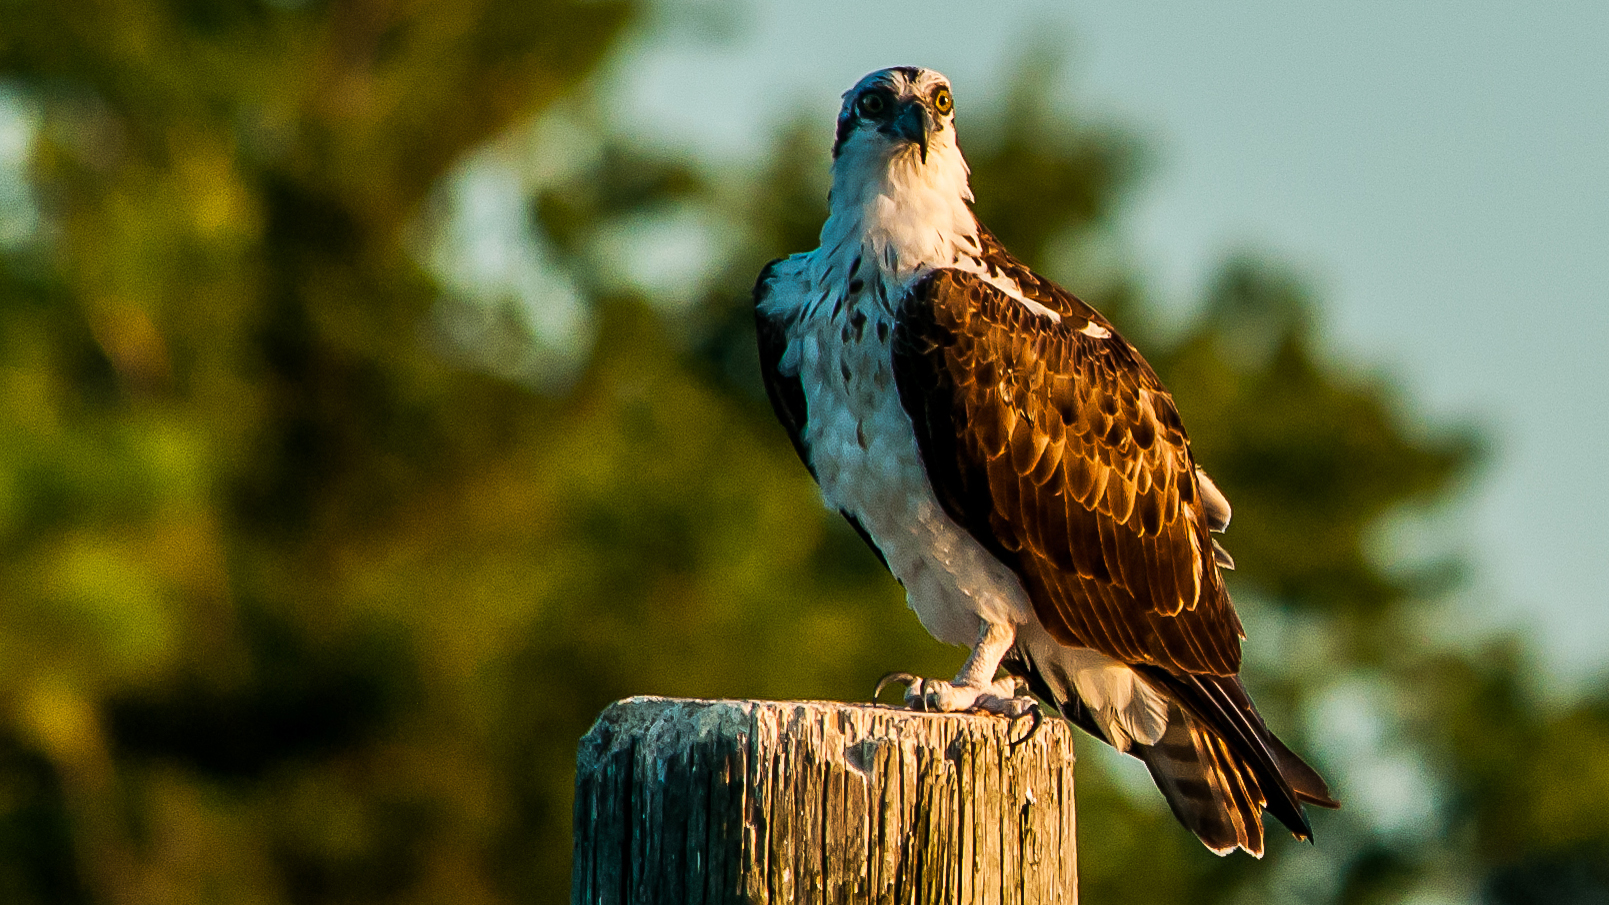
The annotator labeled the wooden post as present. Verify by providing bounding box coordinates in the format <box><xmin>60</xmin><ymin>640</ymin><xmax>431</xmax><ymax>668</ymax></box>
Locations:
<box><xmin>571</xmin><ymin>697</ymin><xmax>1076</xmax><ymax>904</ymax></box>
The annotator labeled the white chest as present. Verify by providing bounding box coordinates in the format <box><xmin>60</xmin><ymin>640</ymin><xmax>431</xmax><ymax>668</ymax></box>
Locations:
<box><xmin>765</xmin><ymin>264</ymin><xmax>1035</xmax><ymax>647</ymax></box>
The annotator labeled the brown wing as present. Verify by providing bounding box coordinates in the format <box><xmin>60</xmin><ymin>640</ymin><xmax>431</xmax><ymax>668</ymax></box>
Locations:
<box><xmin>893</xmin><ymin>266</ymin><xmax>1244</xmax><ymax>676</ymax></box>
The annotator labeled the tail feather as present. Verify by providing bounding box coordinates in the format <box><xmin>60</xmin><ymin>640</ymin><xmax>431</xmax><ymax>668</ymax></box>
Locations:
<box><xmin>1138</xmin><ymin>666</ymin><xmax>1337</xmax><ymax>839</ymax></box>
<box><xmin>1002</xmin><ymin>644</ymin><xmax>1339</xmax><ymax>857</ymax></box>
<box><xmin>1266</xmin><ymin>728</ymin><xmax>1341</xmax><ymax>809</ymax></box>
<box><xmin>1136</xmin><ymin>716</ymin><xmax>1257</xmax><ymax>855</ymax></box>
<box><xmin>1205</xmin><ymin>729</ymin><xmax>1267</xmax><ymax>856</ymax></box>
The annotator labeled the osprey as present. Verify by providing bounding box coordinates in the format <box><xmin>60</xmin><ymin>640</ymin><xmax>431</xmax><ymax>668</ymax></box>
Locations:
<box><xmin>753</xmin><ymin>66</ymin><xmax>1338</xmax><ymax>856</ymax></box>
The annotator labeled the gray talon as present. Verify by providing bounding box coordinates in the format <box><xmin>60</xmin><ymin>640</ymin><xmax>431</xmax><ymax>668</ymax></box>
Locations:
<box><xmin>911</xmin><ymin>684</ymin><xmax>933</xmax><ymax>711</ymax></box>
<box><xmin>874</xmin><ymin>671</ymin><xmax>920</xmax><ymax>703</ymax></box>
<box><xmin>1007</xmin><ymin>701</ymin><xmax>1044</xmax><ymax>752</ymax></box>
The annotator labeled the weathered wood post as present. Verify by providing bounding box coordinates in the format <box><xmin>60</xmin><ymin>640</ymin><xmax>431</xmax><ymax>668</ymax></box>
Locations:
<box><xmin>571</xmin><ymin>697</ymin><xmax>1076</xmax><ymax>904</ymax></box>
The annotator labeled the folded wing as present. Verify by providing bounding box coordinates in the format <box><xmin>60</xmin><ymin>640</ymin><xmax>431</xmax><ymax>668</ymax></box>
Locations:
<box><xmin>892</xmin><ymin>266</ymin><xmax>1244</xmax><ymax>676</ymax></box>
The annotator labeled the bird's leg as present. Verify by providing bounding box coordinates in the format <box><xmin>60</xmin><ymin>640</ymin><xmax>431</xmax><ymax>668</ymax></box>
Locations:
<box><xmin>874</xmin><ymin>621</ymin><xmax>1039</xmax><ymax>723</ymax></box>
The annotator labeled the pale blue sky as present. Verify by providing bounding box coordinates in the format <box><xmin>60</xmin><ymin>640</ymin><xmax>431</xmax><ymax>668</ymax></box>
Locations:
<box><xmin>600</xmin><ymin>0</ymin><xmax>1609</xmax><ymax>686</ymax></box>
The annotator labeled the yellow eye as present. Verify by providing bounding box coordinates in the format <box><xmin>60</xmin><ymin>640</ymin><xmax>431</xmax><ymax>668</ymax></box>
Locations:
<box><xmin>857</xmin><ymin>92</ymin><xmax>887</xmax><ymax>118</ymax></box>
<box><xmin>933</xmin><ymin>87</ymin><xmax>953</xmax><ymax>115</ymax></box>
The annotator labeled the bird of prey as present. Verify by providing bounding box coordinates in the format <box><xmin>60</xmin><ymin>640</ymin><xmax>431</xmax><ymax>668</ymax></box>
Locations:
<box><xmin>753</xmin><ymin>66</ymin><xmax>1338</xmax><ymax>856</ymax></box>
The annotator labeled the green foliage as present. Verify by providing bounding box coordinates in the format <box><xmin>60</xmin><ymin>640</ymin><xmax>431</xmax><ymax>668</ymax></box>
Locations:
<box><xmin>2</xmin><ymin>3</ymin><xmax>1608</xmax><ymax>904</ymax></box>
<box><xmin>0</xmin><ymin>0</ymin><xmax>636</xmax><ymax>902</ymax></box>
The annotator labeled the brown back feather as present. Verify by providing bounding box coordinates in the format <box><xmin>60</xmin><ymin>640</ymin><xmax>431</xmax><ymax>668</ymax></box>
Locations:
<box><xmin>894</xmin><ymin>265</ymin><xmax>1243</xmax><ymax>675</ymax></box>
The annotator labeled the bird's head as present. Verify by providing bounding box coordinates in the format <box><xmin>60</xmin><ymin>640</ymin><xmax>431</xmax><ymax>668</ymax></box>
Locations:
<box><xmin>818</xmin><ymin>67</ymin><xmax>978</xmax><ymax>282</ymax></box>
<box><xmin>830</xmin><ymin>67</ymin><xmax>970</xmax><ymax>200</ymax></box>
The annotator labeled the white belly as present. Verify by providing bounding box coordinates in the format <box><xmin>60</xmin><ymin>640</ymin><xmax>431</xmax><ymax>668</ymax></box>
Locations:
<box><xmin>786</xmin><ymin>294</ymin><xmax>1035</xmax><ymax>647</ymax></box>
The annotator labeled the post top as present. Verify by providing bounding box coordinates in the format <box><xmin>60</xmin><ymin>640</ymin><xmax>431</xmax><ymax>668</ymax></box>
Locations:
<box><xmin>576</xmin><ymin>696</ymin><xmax>1074</xmax><ymax>773</ymax></box>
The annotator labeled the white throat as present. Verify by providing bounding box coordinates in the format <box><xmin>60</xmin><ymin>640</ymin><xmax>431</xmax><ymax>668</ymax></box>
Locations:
<box><xmin>810</xmin><ymin>138</ymin><xmax>978</xmax><ymax>304</ymax></box>
<box><xmin>808</xmin><ymin>134</ymin><xmax>1059</xmax><ymax>323</ymax></box>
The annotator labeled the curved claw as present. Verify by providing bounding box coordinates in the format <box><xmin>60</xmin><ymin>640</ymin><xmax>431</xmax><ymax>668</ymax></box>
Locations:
<box><xmin>1006</xmin><ymin>700</ymin><xmax>1044</xmax><ymax>753</ymax></box>
<box><xmin>874</xmin><ymin>671</ymin><xmax>920</xmax><ymax>704</ymax></box>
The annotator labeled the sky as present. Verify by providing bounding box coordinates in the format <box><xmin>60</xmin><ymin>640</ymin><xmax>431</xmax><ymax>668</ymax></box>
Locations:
<box><xmin>600</xmin><ymin>0</ymin><xmax>1609</xmax><ymax>687</ymax></box>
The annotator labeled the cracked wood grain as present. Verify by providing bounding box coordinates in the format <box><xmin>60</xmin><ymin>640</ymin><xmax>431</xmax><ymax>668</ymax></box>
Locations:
<box><xmin>571</xmin><ymin>697</ymin><xmax>1076</xmax><ymax>904</ymax></box>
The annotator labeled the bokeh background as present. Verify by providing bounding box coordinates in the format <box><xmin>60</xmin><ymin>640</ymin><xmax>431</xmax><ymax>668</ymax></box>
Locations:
<box><xmin>1</xmin><ymin>1</ymin><xmax>1605</xmax><ymax>903</ymax></box>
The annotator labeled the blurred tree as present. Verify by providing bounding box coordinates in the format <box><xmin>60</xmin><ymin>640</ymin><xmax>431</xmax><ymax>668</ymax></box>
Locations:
<box><xmin>3</xmin><ymin>2</ymin><xmax>1608</xmax><ymax>904</ymax></box>
<box><xmin>0</xmin><ymin>0</ymin><xmax>634</xmax><ymax>902</ymax></box>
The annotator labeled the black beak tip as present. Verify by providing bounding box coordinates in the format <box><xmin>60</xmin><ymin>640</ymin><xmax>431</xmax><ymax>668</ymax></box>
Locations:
<box><xmin>888</xmin><ymin>101</ymin><xmax>932</xmax><ymax>163</ymax></box>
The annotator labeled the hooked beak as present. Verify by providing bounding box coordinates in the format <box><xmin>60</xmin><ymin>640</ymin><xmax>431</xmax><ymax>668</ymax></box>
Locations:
<box><xmin>884</xmin><ymin>99</ymin><xmax>931</xmax><ymax>163</ymax></box>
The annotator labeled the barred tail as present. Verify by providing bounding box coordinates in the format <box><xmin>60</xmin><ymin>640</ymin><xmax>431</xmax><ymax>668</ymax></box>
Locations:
<box><xmin>1133</xmin><ymin>670</ymin><xmax>1340</xmax><ymax>857</ymax></box>
<box><xmin>1002</xmin><ymin>646</ymin><xmax>1338</xmax><ymax>857</ymax></box>
<box><xmin>1137</xmin><ymin>714</ymin><xmax>1272</xmax><ymax>855</ymax></box>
